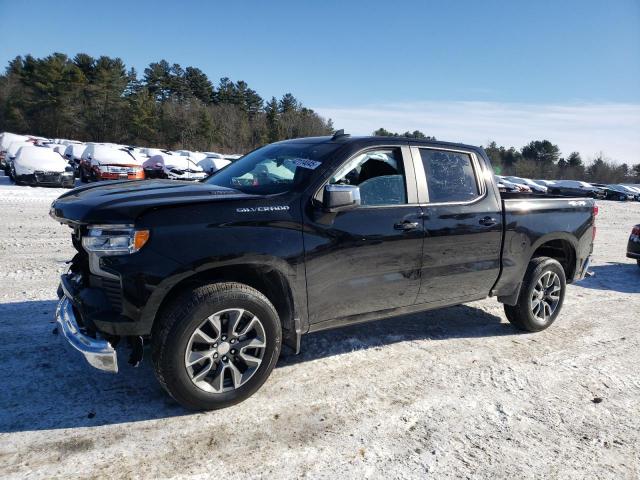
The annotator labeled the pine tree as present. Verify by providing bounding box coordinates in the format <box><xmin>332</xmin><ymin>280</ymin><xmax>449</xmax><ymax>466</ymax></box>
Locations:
<box><xmin>265</xmin><ymin>96</ymin><xmax>279</xmax><ymax>142</ymax></box>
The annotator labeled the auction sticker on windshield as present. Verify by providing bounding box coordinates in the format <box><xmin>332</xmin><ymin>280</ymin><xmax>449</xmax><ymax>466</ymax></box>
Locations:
<box><xmin>292</xmin><ymin>158</ymin><xmax>322</xmax><ymax>170</ymax></box>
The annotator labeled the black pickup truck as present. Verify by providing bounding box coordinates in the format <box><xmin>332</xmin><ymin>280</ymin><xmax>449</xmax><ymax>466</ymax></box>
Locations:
<box><xmin>50</xmin><ymin>133</ymin><xmax>596</xmax><ymax>410</ymax></box>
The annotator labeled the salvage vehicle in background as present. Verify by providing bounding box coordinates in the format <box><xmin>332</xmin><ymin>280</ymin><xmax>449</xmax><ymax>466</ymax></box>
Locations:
<box><xmin>196</xmin><ymin>153</ymin><xmax>232</xmax><ymax>174</ymax></box>
<box><xmin>12</xmin><ymin>145</ymin><xmax>75</xmax><ymax>187</ymax></box>
<box><xmin>1</xmin><ymin>132</ymin><xmax>31</xmax><ymax>173</ymax></box>
<box><xmin>80</xmin><ymin>145</ymin><xmax>144</xmax><ymax>182</ymax></box>
<box><xmin>622</xmin><ymin>185</ymin><xmax>640</xmax><ymax>201</ymax></box>
<box><xmin>4</xmin><ymin>141</ymin><xmax>33</xmax><ymax>179</ymax></box>
<box><xmin>496</xmin><ymin>176</ymin><xmax>531</xmax><ymax>193</ymax></box>
<box><xmin>139</xmin><ymin>147</ymin><xmax>166</xmax><ymax>158</ymax></box>
<box><xmin>503</xmin><ymin>175</ymin><xmax>548</xmax><ymax>193</ymax></box>
<box><xmin>628</xmin><ymin>224</ymin><xmax>640</xmax><ymax>267</ymax></box>
<box><xmin>51</xmin><ymin>133</ymin><xmax>596</xmax><ymax>410</ymax></box>
<box><xmin>592</xmin><ymin>183</ymin><xmax>634</xmax><ymax>201</ymax></box>
<box><xmin>538</xmin><ymin>180</ymin><xmax>604</xmax><ymax>198</ymax></box>
<box><xmin>64</xmin><ymin>143</ymin><xmax>87</xmax><ymax>177</ymax></box>
<box><xmin>142</xmin><ymin>153</ymin><xmax>207</xmax><ymax>181</ymax></box>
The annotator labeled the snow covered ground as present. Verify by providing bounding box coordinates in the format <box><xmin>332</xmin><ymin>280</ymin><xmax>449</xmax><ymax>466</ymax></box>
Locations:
<box><xmin>0</xmin><ymin>179</ymin><xmax>638</xmax><ymax>479</ymax></box>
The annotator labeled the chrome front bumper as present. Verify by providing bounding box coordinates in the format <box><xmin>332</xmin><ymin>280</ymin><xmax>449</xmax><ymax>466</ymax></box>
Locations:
<box><xmin>55</xmin><ymin>296</ymin><xmax>118</xmax><ymax>373</ymax></box>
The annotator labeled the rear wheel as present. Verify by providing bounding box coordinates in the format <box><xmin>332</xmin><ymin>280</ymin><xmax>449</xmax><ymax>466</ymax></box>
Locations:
<box><xmin>152</xmin><ymin>282</ymin><xmax>282</xmax><ymax>410</ymax></box>
<box><xmin>504</xmin><ymin>256</ymin><xmax>566</xmax><ymax>332</ymax></box>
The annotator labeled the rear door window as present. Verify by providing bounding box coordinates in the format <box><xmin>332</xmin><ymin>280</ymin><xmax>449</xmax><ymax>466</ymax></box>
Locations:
<box><xmin>418</xmin><ymin>149</ymin><xmax>479</xmax><ymax>203</ymax></box>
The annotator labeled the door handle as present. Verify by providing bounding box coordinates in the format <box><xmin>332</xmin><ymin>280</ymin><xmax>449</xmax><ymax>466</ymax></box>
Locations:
<box><xmin>479</xmin><ymin>216</ymin><xmax>497</xmax><ymax>226</ymax></box>
<box><xmin>394</xmin><ymin>221</ymin><xmax>420</xmax><ymax>231</ymax></box>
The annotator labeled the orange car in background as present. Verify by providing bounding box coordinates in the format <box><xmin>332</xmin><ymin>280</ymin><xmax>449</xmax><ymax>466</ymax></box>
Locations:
<box><xmin>79</xmin><ymin>144</ymin><xmax>145</xmax><ymax>182</ymax></box>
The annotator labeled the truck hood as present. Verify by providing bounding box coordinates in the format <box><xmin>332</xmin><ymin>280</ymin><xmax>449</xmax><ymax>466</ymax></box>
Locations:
<box><xmin>50</xmin><ymin>179</ymin><xmax>259</xmax><ymax>225</ymax></box>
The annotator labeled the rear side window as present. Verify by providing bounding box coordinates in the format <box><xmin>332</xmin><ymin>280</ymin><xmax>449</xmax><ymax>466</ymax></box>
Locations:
<box><xmin>419</xmin><ymin>149</ymin><xmax>479</xmax><ymax>203</ymax></box>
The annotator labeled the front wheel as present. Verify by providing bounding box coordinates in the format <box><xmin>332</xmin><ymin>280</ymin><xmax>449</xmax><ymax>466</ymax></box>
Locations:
<box><xmin>152</xmin><ymin>282</ymin><xmax>282</xmax><ymax>410</ymax></box>
<box><xmin>504</xmin><ymin>256</ymin><xmax>566</xmax><ymax>332</ymax></box>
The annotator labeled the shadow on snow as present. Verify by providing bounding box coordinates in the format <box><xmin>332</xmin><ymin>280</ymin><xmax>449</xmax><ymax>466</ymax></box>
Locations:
<box><xmin>0</xmin><ymin>298</ymin><xmax>517</xmax><ymax>433</ymax></box>
<box><xmin>577</xmin><ymin>261</ymin><xmax>640</xmax><ymax>294</ymax></box>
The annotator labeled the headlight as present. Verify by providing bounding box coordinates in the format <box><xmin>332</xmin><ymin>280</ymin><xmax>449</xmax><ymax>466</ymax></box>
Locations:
<box><xmin>82</xmin><ymin>224</ymin><xmax>150</xmax><ymax>255</ymax></box>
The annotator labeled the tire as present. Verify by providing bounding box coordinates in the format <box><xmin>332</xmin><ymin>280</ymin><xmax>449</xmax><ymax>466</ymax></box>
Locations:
<box><xmin>504</xmin><ymin>256</ymin><xmax>566</xmax><ymax>332</ymax></box>
<box><xmin>152</xmin><ymin>282</ymin><xmax>282</xmax><ymax>410</ymax></box>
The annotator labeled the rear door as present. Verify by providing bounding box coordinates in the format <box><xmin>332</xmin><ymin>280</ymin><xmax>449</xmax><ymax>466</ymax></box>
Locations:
<box><xmin>411</xmin><ymin>146</ymin><xmax>503</xmax><ymax>305</ymax></box>
<box><xmin>303</xmin><ymin>145</ymin><xmax>424</xmax><ymax>325</ymax></box>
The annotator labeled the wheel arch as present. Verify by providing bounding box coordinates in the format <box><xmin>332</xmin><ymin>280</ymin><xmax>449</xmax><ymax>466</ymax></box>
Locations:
<box><xmin>529</xmin><ymin>234</ymin><xmax>578</xmax><ymax>282</ymax></box>
<box><xmin>498</xmin><ymin>233</ymin><xmax>578</xmax><ymax>306</ymax></box>
<box><xmin>148</xmin><ymin>263</ymin><xmax>300</xmax><ymax>352</ymax></box>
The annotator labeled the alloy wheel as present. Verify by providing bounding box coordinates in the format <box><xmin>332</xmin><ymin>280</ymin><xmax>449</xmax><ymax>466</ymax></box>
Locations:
<box><xmin>184</xmin><ymin>308</ymin><xmax>266</xmax><ymax>393</ymax></box>
<box><xmin>530</xmin><ymin>271</ymin><xmax>561</xmax><ymax>322</ymax></box>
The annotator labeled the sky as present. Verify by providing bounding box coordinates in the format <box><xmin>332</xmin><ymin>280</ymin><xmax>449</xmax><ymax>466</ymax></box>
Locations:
<box><xmin>1</xmin><ymin>0</ymin><xmax>639</xmax><ymax>163</ymax></box>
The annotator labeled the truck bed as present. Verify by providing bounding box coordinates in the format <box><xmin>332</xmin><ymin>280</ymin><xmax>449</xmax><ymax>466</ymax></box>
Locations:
<box><xmin>491</xmin><ymin>194</ymin><xmax>595</xmax><ymax>303</ymax></box>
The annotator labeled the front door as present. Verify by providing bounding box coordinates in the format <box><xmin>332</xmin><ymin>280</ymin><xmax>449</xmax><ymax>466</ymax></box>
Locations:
<box><xmin>303</xmin><ymin>146</ymin><xmax>424</xmax><ymax>325</ymax></box>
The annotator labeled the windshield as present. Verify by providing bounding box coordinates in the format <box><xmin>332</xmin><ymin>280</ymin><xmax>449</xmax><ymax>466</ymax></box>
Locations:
<box><xmin>206</xmin><ymin>142</ymin><xmax>340</xmax><ymax>194</ymax></box>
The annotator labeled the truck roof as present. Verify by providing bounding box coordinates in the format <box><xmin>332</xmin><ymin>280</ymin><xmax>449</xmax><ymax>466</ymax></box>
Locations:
<box><xmin>273</xmin><ymin>135</ymin><xmax>482</xmax><ymax>153</ymax></box>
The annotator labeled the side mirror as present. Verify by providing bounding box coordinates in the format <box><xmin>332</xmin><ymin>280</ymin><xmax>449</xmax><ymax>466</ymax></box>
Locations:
<box><xmin>323</xmin><ymin>184</ymin><xmax>361</xmax><ymax>212</ymax></box>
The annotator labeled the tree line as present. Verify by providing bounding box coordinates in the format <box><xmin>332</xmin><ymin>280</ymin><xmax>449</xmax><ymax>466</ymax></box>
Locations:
<box><xmin>0</xmin><ymin>53</ymin><xmax>333</xmax><ymax>153</ymax></box>
<box><xmin>374</xmin><ymin>129</ymin><xmax>640</xmax><ymax>184</ymax></box>
<box><xmin>1</xmin><ymin>52</ymin><xmax>636</xmax><ymax>184</ymax></box>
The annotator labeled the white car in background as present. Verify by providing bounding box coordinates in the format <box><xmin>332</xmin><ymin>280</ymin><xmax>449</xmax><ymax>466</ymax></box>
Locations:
<box><xmin>139</xmin><ymin>147</ymin><xmax>167</xmax><ymax>158</ymax></box>
<box><xmin>52</xmin><ymin>144</ymin><xmax>68</xmax><ymax>155</ymax></box>
<box><xmin>496</xmin><ymin>175</ymin><xmax>532</xmax><ymax>193</ymax></box>
<box><xmin>63</xmin><ymin>143</ymin><xmax>87</xmax><ymax>176</ymax></box>
<box><xmin>620</xmin><ymin>185</ymin><xmax>640</xmax><ymax>201</ymax></box>
<box><xmin>143</xmin><ymin>153</ymin><xmax>207</xmax><ymax>181</ymax></box>
<box><xmin>12</xmin><ymin>145</ymin><xmax>75</xmax><ymax>187</ymax></box>
<box><xmin>196</xmin><ymin>152</ymin><xmax>232</xmax><ymax>174</ymax></box>
<box><xmin>4</xmin><ymin>141</ymin><xmax>34</xmax><ymax>178</ymax></box>
<box><xmin>173</xmin><ymin>149</ymin><xmax>195</xmax><ymax>157</ymax></box>
<box><xmin>1</xmin><ymin>132</ymin><xmax>31</xmax><ymax>171</ymax></box>
<box><xmin>503</xmin><ymin>176</ymin><xmax>548</xmax><ymax>193</ymax></box>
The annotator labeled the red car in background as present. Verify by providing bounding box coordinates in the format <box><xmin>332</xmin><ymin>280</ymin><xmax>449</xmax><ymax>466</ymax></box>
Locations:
<box><xmin>79</xmin><ymin>144</ymin><xmax>144</xmax><ymax>182</ymax></box>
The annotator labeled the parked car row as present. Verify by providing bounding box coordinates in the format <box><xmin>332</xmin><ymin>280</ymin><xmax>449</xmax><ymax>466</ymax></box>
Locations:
<box><xmin>495</xmin><ymin>175</ymin><xmax>640</xmax><ymax>201</ymax></box>
<box><xmin>0</xmin><ymin>131</ymin><xmax>241</xmax><ymax>188</ymax></box>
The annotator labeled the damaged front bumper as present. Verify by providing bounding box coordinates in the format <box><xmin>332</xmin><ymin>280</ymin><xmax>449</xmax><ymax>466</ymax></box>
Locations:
<box><xmin>56</xmin><ymin>285</ymin><xmax>118</xmax><ymax>373</ymax></box>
